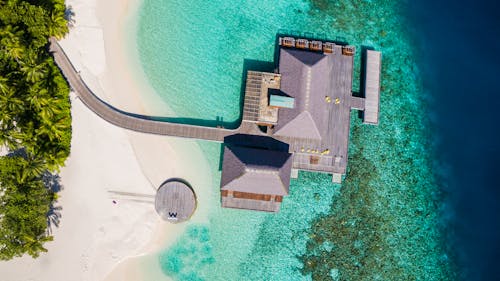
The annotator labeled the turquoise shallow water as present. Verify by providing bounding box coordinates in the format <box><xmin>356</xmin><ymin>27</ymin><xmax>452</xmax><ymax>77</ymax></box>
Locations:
<box><xmin>137</xmin><ymin>0</ymin><xmax>312</xmax><ymax>127</ymax></box>
<box><xmin>136</xmin><ymin>0</ymin><xmax>457</xmax><ymax>280</ymax></box>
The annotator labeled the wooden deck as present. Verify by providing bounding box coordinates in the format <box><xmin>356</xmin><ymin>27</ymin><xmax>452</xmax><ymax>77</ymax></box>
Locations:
<box><xmin>242</xmin><ymin>71</ymin><xmax>281</xmax><ymax>124</ymax></box>
<box><xmin>49</xmin><ymin>38</ymin><xmax>262</xmax><ymax>142</ymax></box>
<box><xmin>363</xmin><ymin>50</ymin><xmax>381</xmax><ymax>125</ymax></box>
<box><xmin>155</xmin><ymin>180</ymin><xmax>196</xmax><ymax>223</ymax></box>
<box><xmin>242</xmin><ymin>71</ymin><xmax>262</xmax><ymax>122</ymax></box>
<box><xmin>273</xmin><ymin>44</ymin><xmax>355</xmax><ymax>175</ymax></box>
<box><xmin>350</xmin><ymin>96</ymin><xmax>365</xmax><ymax>110</ymax></box>
<box><xmin>321</xmin><ymin>45</ymin><xmax>354</xmax><ymax>174</ymax></box>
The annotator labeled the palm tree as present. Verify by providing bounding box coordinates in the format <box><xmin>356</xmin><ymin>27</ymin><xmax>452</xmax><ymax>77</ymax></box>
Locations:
<box><xmin>35</xmin><ymin>114</ymin><xmax>67</xmax><ymax>144</ymax></box>
<box><xmin>27</xmin><ymin>85</ymin><xmax>49</xmax><ymax>111</ymax></box>
<box><xmin>24</xmin><ymin>155</ymin><xmax>46</xmax><ymax>179</ymax></box>
<box><xmin>22</xmin><ymin>234</ymin><xmax>52</xmax><ymax>258</ymax></box>
<box><xmin>0</xmin><ymin>76</ymin><xmax>9</xmax><ymax>94</ymax></box>
<box><xmin>19</xmin><ymin>56</ymin><xmax>47</xmax><ymax>83</ymax></box>
<box><xmin>0</xmin><ymin>87</ymin><xmax>24</xmax><ymax>115</ymax></box>
<box><xmin>40</xmin><ymin>148</ymin><xmax>68</xmax><ymax>170</ymax></box>
<box><xmin>8</xmin><ymin>154</ymin><xmax>44</xmax><ymax>185</ymax></box>
<box><xmin>38</xmin><ymin>65</ymin><xmax>57</xmax><ymax>91</ymax></box>
<box><xmin>0</xmin><ymin>25</ymin><xmax>24</xmax><ymax>60</ymax></box>
<box><xmin>48</xmin><ymin>11</ymin><xmax>69</xmax><ymax>39</ymax></box>
<box><xmin>47</xmin><ymin>0</ymin><xmax>70</xmax><ymax>40</ymax></box>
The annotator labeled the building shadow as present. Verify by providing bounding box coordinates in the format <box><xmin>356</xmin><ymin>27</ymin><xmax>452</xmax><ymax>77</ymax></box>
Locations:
<box><xmin>116</xmin><ymin>109</ymin><xmax>240</xmax><ymax>129</ymax></box>
<box><xmin>160</xmin><ymin>177</ymin><xmax>192</xmax><ymax>188</ymax></box>
<box><xmin>219</xmin><ymin>134</ymin><xmax>290</xmax><ymax>171</ymax></box>
<box><xmin>223</xmin><ymin>134</ymin><xmax>288</xmax><ymax>151</ymax></box>
<box><xmin>218</xmin><ymin>143</ymin><xmax>225</xmax><ymax>171</ymax></box>
<box><xmin>148</xmin><ymin>115</ymin><xmax>238</xmax><ymax>129</ymax></box>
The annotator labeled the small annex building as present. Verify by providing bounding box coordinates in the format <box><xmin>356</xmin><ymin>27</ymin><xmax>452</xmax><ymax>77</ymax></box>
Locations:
<box><xmin>220</xmin><ymin>145</ymin><xmax>292</xmax><ymax>212</ymax></box>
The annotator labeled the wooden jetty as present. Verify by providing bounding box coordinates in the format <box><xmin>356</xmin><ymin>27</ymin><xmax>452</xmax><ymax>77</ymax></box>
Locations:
<box><xmin>49</xmin><ymin>38</ymin><xmax>262</xmax><ymax>142</ymax></box>
<box><xmin>155</xmin><ymin>180</ymin><xmax>196</xmax><ymax>223</ymax></box>
<box><xmin>363</xmin><ymin>50</ymin><xmax>382</xmax><ymax>125</ymax></box>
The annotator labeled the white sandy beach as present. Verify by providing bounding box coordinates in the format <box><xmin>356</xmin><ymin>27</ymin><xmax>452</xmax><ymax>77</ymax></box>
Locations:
<box><xmin>0</xmin><ymin>0</ymin><xmax>215</xmax><ymax>280</ymax></box>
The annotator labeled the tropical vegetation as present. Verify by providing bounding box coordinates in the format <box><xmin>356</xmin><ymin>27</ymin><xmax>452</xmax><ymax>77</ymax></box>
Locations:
<box><xmin>0</xmin><ymin>0</ymin><xmax>71</xmax><ymax>259</ymax></box>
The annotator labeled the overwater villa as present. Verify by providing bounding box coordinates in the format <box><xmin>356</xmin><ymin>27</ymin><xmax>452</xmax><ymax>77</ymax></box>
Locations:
<box><xmin>220</xmin><ymin>37</ymin><xmax>381</xmax><ymax>212</ymax></box>
<box><xmin>50</xmin><ymin>35</ymin><xmax>381</xmax><ymax>214</ymax></box>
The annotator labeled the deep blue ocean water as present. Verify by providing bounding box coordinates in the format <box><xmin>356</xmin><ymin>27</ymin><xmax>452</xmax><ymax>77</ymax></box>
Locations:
<box><xmin>134</xmin><ymin>0</ymin><xmax>499</xmax><ymax>280</ymax></box>
<box><xmin>406</xmin><ymin>0</ymin><xmax>500</xmax><ymax>279</ymax></box>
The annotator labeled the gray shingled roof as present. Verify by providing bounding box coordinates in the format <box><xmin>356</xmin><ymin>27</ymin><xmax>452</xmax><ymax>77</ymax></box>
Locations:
<box><xmin>220</xmin><ymin>146</ymin><xmax>292</xmax><ymax>196</ymax></box>
<box><xmin>274</xmin><ymin>48</ymin><xmax>333</xmax><ymax>140</ymax></box>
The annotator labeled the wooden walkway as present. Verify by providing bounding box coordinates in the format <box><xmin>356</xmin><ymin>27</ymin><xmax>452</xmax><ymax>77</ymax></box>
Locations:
<box><xmin>363</xmin><ymin>50</ymin><xmax>382</xmax><ymax>125</ymax></box>
<box><xmin>49</xmin><ymin>38</ymin><xmax>262</xmax><ymax>142</ymax></box>
<box><xmin>350</xmin><ymin>96</ymin><xmax>365</xmax><ymax>110</ymax></box>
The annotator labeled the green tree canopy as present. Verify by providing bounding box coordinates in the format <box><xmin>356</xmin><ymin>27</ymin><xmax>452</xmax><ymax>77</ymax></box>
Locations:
<box><xmin>0</xmin><ymin>0</ymin><xmax>71</xmax><ymax>260</ymax></box>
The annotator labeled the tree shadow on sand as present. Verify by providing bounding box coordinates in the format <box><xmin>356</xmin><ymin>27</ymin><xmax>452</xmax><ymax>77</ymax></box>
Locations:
<box><xmin>64</xmin><ymin>5</ymin><xmax>76</xmax><ymax>28</ymax></box>
<box><xmin>43</xmin><ymin>172</ymin><xmax>63</xmax><ymax>235</ymax></box>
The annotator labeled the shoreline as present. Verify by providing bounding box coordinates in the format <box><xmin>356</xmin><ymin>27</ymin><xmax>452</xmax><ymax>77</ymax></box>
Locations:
<box><xmin>0</xmin><ymin>0</ymin><xmax>215</xmax><ymax>280</ymax></box>
<box><xmin>89</xmin><ymin>0</ymin><xmax>217</xmax><ymax>280</ymax></box>
<box><xmin>67</xmin><ymin>0</ymin><xmax>217</xmax><ymax>279</ymax></box>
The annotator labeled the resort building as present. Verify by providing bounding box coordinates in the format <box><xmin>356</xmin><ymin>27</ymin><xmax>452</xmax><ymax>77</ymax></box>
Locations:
<box><xmin>227</xmin><ymin>36</ymin><xmax>382</xmax><ymax>212</ymax></box>
<box><xmin>220</xmin><ymin>146</ymin><xmax>292</xmax><ymax>212</ymax></box>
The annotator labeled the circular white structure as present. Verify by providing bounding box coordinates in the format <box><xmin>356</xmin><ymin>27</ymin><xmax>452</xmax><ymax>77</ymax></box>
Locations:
<box><xmin>155</xmin><ymin>180</ymin><xmax>196</xmax><ymax>223</ymax></box>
